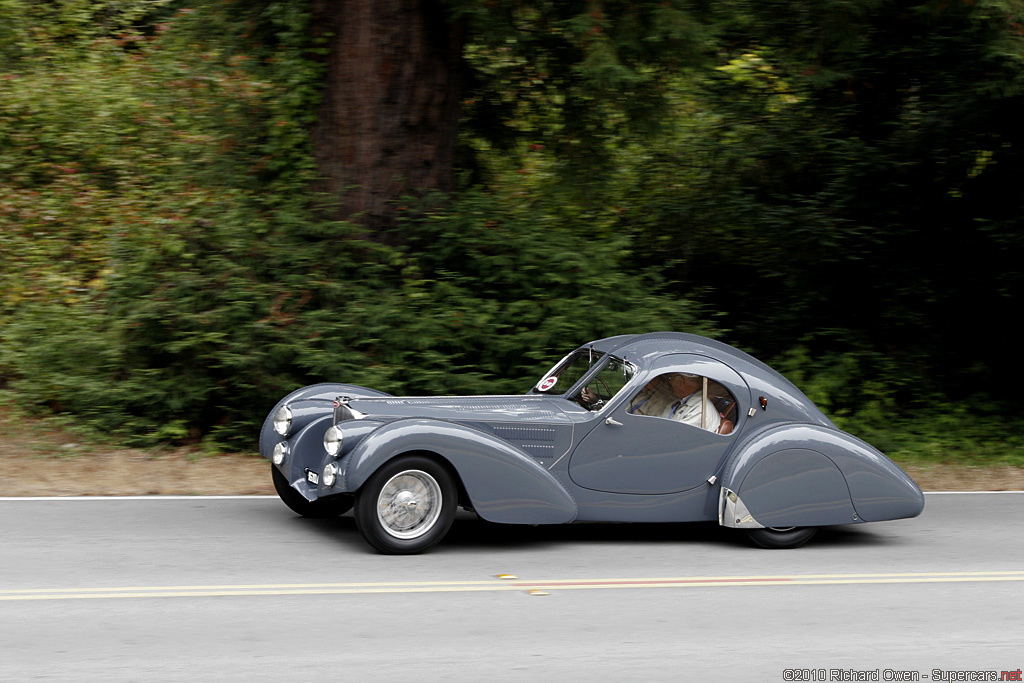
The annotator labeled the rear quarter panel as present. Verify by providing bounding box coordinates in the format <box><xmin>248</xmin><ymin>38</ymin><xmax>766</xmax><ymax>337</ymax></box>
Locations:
<box><xmin>722</xmin><ymin>424</ymin><xmax>924</xmax><ymax>526</ymax></box>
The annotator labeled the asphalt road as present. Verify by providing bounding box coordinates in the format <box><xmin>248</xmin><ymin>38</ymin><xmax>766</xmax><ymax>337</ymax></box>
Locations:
<box><xmin>1</xmin><ymin>492</ymin><xmax>1022</xmax><ymax>682</ymax></box>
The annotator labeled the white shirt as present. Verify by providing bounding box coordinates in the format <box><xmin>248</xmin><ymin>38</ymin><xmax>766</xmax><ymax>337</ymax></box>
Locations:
<box><xmin>665</xmin><ymin>391</ymin><xmax>722</xmax><ymax>432</ymax></box>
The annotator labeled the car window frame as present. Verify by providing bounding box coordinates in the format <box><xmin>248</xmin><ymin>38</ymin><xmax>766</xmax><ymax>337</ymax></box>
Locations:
<box><xmin>532</xmin><ymin>347</ymin><xmax>637</xmax><ymax>412</ymax></box>
<box><xmin>613</xmin><ymin>354</ymin><xmax>751</xmax><ymax>435</ymax></box>
<box><xmin>570</xmin><ymin>354</ymin><xmax>638</xmax><ymax>412</ymax></box>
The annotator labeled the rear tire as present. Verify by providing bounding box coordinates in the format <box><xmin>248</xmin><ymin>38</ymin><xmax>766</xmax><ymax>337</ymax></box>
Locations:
<box><xmin>745</xmin><ymin>526</ymin><xmax>817</xmax><ymax>549</ymax></box>
<box><xmin>354</xmin><ymin>456</ymin><xmax>457</xmax><ymax>555</ymax></box>
<box><xmin>271</xmin><ymin>464</ymin><xmax>353</xmax><ymax>518</ymax></box>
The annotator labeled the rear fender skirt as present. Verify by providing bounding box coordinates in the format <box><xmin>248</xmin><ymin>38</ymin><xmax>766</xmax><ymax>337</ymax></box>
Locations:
<box><xmin>720</xmin><ymin>424</ymin><xmax>924</xmax><ymax>526</ymax></box>
<box><xmin>344</xmin><ymin>419</ymin><xmax>577</xmax><ymax>525</ymax></box>
<box><xmin>727</xmin><ymin>449</ymin><xmax>857</xmax><ymax>527</ymax></box>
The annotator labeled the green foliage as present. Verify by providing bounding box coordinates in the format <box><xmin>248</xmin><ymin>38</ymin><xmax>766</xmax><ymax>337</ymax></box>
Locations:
<box><xmin>620</xmin><ymin>0</ymin><xmax>1024</xmax><ymax>406</ymax></box>
<box><xmin>772</xmin><ymin>345</ymin><xmax>1024</xmax><ymax>467</ymax></box>
<box><xmin>455</xmin><ymin>0</ymin><xmax>717</xmax><ymax>182</ymax></box>
<box><xmin>0</xmin><ymin>0</ymin><xmax>709</xmax><ymax>448</ymax></box>
<box><xmin>3</xmin><ymin>0</ymin><xmax>1023</xmax><ymax>467</ymax></box>
<box><xmin>0</xmin><ymin>0</ymin><xmax>319</xmax><ymax>445</ymax></box>
<box><xmin>286</xmin><ymin>190</ymin><xmax>711</xmax><ymax>400</ymax></box>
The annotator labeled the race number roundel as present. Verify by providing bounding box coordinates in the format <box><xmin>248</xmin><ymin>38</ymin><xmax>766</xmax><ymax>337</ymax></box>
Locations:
<box><xmin>538</xmin><ymin>376</ymin><xmax>558</xmax><ymax>392</ymax></box>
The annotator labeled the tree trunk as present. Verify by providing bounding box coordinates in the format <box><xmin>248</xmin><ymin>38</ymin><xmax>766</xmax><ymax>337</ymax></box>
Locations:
<box><xmin>310</xmin><ymin>0</ymin><xmax>465</xmax><ymax>232</ymax></box>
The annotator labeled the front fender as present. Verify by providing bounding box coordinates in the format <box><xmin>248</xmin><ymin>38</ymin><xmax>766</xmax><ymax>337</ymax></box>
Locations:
<box><xmin>719</xmin><ymin>424</ymin><xmax>924</xmax><ymax>528</ymax></box>
<box><xmin>344</xmin><ymin>419</ymin><xmax>577</xmax><ymax>525</ymax></box>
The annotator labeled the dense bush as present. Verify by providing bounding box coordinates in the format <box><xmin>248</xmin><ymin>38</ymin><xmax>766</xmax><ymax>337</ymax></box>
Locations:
<box><xmin>0</xmin><ymin>1</ymin><xmax>708</xmax><ymax>447</ymax></box>
<box><xmin>2</xmin><ymin>0</ymin><xmax>1022</xmax><ymax>465</ymax></box>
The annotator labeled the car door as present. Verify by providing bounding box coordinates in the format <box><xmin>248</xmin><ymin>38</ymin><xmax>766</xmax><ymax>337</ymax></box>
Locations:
<box><xmin>567</xmin><ymin>354</ymin><xmax>750</xmax><ymax>495</ymax></box>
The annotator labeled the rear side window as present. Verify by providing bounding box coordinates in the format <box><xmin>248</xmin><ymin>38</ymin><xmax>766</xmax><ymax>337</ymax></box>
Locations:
<box><xmin>627</xmin><ymin>372</ymin><xmax>739</xmax><ymax>435</ymax></box>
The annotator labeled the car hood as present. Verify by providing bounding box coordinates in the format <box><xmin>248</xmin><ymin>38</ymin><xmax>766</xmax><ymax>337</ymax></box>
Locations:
<box><xmin>344</xmin><ymin>395</ymin><xmax>573</xmax><ymax>425</ymax></box>
<box><xmin>341</xmin><ymin>395</ymin><xmax>579</xmax><ymax>463</ymax></box>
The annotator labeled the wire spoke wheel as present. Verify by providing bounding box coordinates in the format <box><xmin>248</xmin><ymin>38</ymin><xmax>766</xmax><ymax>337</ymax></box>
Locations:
<box><xmin>355</xmin><ymin>456</ymin><xmax>457</xmax><ymax>554</ymax></box>
<box><xmin>376</xmin><ymin>470</ymin><xmax>442</xmax><ymax>540</ymax></box>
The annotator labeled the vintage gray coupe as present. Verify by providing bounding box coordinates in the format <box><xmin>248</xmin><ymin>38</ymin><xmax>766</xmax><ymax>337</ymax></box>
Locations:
<box><xmin>260</xmin><ymin>332</ymin><xmax>924</xmax><ymax>553</ymax></box>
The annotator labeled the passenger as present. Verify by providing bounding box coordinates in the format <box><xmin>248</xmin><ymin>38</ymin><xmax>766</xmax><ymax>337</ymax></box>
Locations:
<box><xmin>627</xmin><ymin>376</ymin><xmax>676</xmax><ymax>417</ymax></box>
<box><xmin>661</xmin><ymin>373</ymin><xmax>722</xmax><ymax>432</ymax></box>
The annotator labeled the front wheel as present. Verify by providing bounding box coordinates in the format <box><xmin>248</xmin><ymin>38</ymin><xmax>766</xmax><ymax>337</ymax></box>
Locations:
<box><xmin>271</xmin><ymin>464</ymin><xmax>353</xmax><ymax>518</ymax></box>
<box><xmin>745</xmin><ymin>526</ymin><xmax>817</xmax><ymax>549</ymax></box>
<box><xmin>354</xmin><ymin>456</ymin><xmax>457</xmax><ymax>554</ymax></box>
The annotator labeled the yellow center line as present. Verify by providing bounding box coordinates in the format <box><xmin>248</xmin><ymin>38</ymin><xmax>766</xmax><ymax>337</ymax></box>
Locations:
<box><xmin>3</xmin><ymin>571</ymin><xmax>1023</xmax><ymax>601</ymax></box>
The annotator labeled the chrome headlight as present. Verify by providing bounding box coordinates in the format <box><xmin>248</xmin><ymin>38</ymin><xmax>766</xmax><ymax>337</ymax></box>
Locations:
<box><xmin>322</xmin><ymin>462</ymin><xmax>338</xmax><ymax>487</ymax></box>
<box><xmin>272</xmin><ymin>441</ymin><xmax>288</xmax><ymax>466</ymax></box>
<box><xmin>324</xmin><ymin>425</ymin><xmax>343</xmax><ymax>456</ymax></box>
<box><xmin>273</xmin><ymin>405</ymin><xmax>293</xmax><ymax>436</ymax></box>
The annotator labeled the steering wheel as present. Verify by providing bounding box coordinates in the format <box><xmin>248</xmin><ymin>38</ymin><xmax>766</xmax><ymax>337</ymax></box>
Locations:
<box><xmin>578</xmin><ymin>376</ymin><xmax>612</xmax><ymax>409</ymax></box>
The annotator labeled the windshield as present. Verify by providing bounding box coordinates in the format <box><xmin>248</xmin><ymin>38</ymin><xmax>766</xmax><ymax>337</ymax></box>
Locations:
<box><xmin>533</xmin><ymin>349</ymin><xmax>636</xmax><ymax>410</ymax></box>
<box><xmin>533</xmin><ymin>349</ymin><xmax>605</xmax><ymax>396</ymax></box>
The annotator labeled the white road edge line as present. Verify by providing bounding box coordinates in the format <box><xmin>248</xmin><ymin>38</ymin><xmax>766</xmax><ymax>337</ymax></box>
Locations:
<box><xmin>923</xmin><ymin>490</ymin><xmax>1024</xmax><ymax>494</ymax></box>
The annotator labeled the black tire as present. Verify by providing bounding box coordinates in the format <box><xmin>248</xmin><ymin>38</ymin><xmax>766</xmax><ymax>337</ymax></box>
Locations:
<box><xmin>271</xmin><ymin>464</ymin><xmax>353</xmax><ymax>518</ymax></box>
<box><xmin>353</xmin><ymin>455</ymin><xmax>457</xmax><ymax>555</ymax></box>
<box><xmin>745</xmin><ymin>526</ymin><xmax>817</xmax><ymax>549</ymax></box>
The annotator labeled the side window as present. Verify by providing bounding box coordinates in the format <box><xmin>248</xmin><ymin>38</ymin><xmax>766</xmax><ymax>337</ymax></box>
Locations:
<box><xmin>627</xmin><ymin>372</ymin><xmax>739</xmax><ymax>435</ymax></box>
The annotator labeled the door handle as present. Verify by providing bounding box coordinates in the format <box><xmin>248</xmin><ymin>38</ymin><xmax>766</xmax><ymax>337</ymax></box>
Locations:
<box><xmin>605</xmin><ymin>417</ymin><xmax>623</xmax><ymax>426</ymax></box>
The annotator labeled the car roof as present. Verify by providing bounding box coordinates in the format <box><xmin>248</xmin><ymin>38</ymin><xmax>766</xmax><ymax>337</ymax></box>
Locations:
<box><xmin>585</xmin><ymin>332</ymin><xmax>804</xmax><ymax>396</ymax></box>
